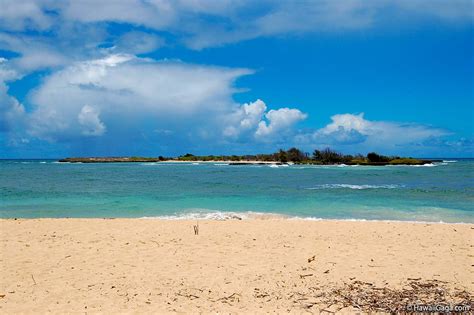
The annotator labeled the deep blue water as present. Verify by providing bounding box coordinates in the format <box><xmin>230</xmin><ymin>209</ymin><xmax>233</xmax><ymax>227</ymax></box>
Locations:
<box><xmin>0</xmin><ymin>159</ymin><xmax>473</xmax><ymax>222</ymax></box>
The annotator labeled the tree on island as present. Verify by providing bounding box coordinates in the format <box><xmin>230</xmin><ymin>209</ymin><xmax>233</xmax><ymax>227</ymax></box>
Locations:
<box><xmin>277</xmin><ymin>149</ymin><xmax>288</xmax><ymax>163</ymax></box>
<box><xmin>367</xmin><ymin>152</ymin><xmax>390</xmax><ymax>163</ymax></box>
<box><xmin>287</xmin><ymin>147</ymin><xmax>306</xmax><ymax>162</ymax></box>
<box><xmin>312</xmin><ymin>148</ymin><xmax>347</xmax><ymax>164</ymax></box>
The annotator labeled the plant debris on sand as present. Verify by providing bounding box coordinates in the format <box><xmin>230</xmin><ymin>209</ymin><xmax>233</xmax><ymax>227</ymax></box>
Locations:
<box><xmin>302</xmin><ymin>280</ymin><xmax>473</xmax><ymax>313</ymax></box>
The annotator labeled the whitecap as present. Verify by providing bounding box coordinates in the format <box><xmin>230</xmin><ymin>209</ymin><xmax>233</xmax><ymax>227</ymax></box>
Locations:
<box><xmin>305</xmin><ymin>184</ymin><xmax>401</xmax><ymax>190</ymax></box>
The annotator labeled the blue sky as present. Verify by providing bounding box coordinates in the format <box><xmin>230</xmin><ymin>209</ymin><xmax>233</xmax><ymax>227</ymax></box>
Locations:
<box><xmin>0</xmin><ymin>0</ymin><xmax>473</xmax><ymax>158</ymax></box>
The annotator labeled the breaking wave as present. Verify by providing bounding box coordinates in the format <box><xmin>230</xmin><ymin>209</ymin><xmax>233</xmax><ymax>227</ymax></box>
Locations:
<box><xmin>305</xmin><ymin>184</ymin><xmax>402</xmax><ymax>190</ymax></box>
<box><xmin>141</xmin><ymin>210</ymin><xmax>289</xmax><ymax>220</ymax></box>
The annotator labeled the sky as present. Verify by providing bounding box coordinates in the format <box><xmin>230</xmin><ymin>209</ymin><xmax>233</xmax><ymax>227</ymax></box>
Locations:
<box><xmin>0</xmin><ymin>0</ymin><xmax>473</xmax><ymax>158</ymax></box>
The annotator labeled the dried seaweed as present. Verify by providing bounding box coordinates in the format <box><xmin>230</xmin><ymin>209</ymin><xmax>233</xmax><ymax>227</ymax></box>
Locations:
<box><xmin>301</xmin><ymin>280</ymin><xmax>474</xmax><ymax>313</ymax></box>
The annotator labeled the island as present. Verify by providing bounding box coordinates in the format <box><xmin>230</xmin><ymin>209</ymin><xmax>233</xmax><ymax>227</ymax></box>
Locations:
<box><xmin>59</xmin><ymin>148</ymin><xmax>440</xmax><ymax>165</ymax></box>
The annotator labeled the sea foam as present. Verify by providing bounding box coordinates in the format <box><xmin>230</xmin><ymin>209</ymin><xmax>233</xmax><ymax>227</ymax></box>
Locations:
<box><xmin>141</xmin><ymin>210</ymin><xmax>288</xmax><ymax>220</ymax></box>
<box><xmin>305</xmin><ymin>184</ymin><xmax>401</xmax><ymax>190</ymax></box>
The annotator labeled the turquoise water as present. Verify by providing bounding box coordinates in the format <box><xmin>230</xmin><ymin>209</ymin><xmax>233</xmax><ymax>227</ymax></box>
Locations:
<box><xmin>0</xmin><ymin>159</ymin><xmax>473</xmax><ymax>222</ymax></box>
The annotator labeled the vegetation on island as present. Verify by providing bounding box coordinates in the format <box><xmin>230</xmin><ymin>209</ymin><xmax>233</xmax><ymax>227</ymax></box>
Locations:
<box><xmin>173</xmin><ymin>148</ymin><xmax>434</xmax><ymax>165</ymax></box>
<box><xmin>59</xmin><ymin>148</ymin><xmax>437</xmax><ymax>166</ymax></box>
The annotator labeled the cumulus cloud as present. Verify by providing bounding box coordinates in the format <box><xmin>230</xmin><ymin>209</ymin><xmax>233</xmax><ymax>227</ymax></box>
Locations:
<box><xmin>1</xmin><ymin>50</ymin><xmax>466</xmax><ymax>156</ymax></box>
<box><xmin>298</xmin><ymin>113</ymin><xmax>451</xmax><ymax>153</ymax></box>
<box><xmin>222</xmin><ymin>99</ymin><xmax>307</xmax><ymax>141</ymax></box>
<box><xmin>223</xmin><ymin>99</ymin><xmax>267</xmax><ymax>138</ymax></box>
<box><xmin>77</xmin><ymin>105</ymin><xmax>106</xmax><ymax>136</ymax></box>
<box><xmin>256</xmin><ymin>108</ymin><xmax>307</xmax><ymax>139</ymax></box>
<box><xmin>26</xmin><ymin>54</ymin><xmax>253</xmax><ymax>141</ymax></box>
<box><xmin>3</xmin><ymin>53</ymin><xmax>305</xmax><ymax>152</ymax></box>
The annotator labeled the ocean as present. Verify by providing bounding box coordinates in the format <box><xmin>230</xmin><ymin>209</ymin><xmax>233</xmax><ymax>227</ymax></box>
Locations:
<box><xmin>0</xmin><ymin>159</ymin><xmax>473</xmax><ymax>223</ymax></box>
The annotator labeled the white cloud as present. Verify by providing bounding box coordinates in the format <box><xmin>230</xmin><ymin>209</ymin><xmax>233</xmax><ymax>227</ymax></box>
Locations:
<box><xmin>0</xmin><ymin>82</ymin><xmax>25</xmax><ymax>132</ymax></box>
<box><xmin>180</xmin><ymin>0</ymin><xmax>474</xmax><ymax>49</ymax></box>
<box><xmin>0</xmin><ymin>0</ymin><xmax>54</xmax><ymax>31</ymax></box>
<box><xmin>0</xmin><ymin>31</ymin><xmax>96</xmax><ymax>72</ymax></box>
<box><xmin>320</xmin><ymin>113</ymin><xmax>370</xmax><ymax>135</ymax></box>
<box><xmin>61</xmin><ymin>0</ymin><xmax>176</xmax><ymax>30</ymax></box>
<box><xmin>7</xmin><ymin>53</ymin><xmax>306</xmax><ymax>149</ymax></box>
<box><xmin>222</xmin><ymin>99</ymin><xmax>306</xmax><ymax>141</ymax></box>
<box><xmin>113</xmin><ymin>31</ymin><xmax>165</xmax><ymax>55</ymax></box>
<box><xmin>0</xmin><ymin>0</ymin><xmax>471</xmax><ymax>59</ymax></box>
<box><xmin>78</xmin><ymin>105</ymin><xmax>106</xmax><ymax>136</ymax></box>
<box><xmin>240</xmin><ymin>99</ymin><xmax>267</xmax><ymax>129</ymax></box>
<box><xmin>25</xmin><ymin>54</ymin><xmax>253</xmax><ymax>141</ymax></box>
<box><xmin>223</xmin><ymin>99</ymin><xmax>267</xmax><ymax>137</ymax></box>
<box><xmin>0</xmin><ymin>57</ymin><xmax>20</xmax><ymax>81</ymax></box>
<box><xmin>300</xmin><ymin>113</ymin><xmax>451</xmax><ymax>152</ymax></box>
<box><xmin>0</xmin><ymin>59</ymin><xmax>25</xmax><ymax>132</ymax></box>
<box><xmin>256</xmin><ymin>108</ymin><xmax>307</xmax><ymax>139</ymax></box>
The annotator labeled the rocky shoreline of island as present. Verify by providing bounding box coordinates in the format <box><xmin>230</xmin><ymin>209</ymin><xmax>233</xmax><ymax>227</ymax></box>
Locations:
<box><xmin>59</xmin><ymin>148</ymin><xmax>441</xmax><ymax>166</ymax></box>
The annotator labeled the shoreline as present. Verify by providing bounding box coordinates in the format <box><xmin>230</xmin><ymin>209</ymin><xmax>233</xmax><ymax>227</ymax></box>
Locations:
<box><xmin>1</xmin><ymin>219</ymin><xmax>472</xmax><ymax>313</ymax></box>
<box><xmin>2</xmin><ymin>211</ymin><xmax>473</xmax><ymax>224</ymax></box>
<box><xmin>2</xmin><ymin>216</ymin><xmax>474</xmax><ymax>225</ymax></box>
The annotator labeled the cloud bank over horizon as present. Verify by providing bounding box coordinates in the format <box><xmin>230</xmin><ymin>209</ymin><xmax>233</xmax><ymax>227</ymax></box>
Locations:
<box><xmin>2</xmin><ymin>53</ymin><xmax>462</xmax><ymax>157</ymax></box>
<box><xmin>0</xmin><ymin>0</ymin><xmax>472</xmax><ymax>157</ymax></box>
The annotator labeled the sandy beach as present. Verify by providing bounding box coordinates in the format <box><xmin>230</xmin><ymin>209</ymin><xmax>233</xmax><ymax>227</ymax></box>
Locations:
<box><xmin>0</xmin><ymin>219</ymin><xmax>472</xmax><ymax>313</ymax></box>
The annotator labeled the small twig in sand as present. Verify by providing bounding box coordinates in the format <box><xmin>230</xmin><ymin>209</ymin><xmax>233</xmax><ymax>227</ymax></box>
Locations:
<box><xmin>56</xmin><ymin>255</ymin><xmax>71</xmax><ymax>266</ymax></box>
<box><xmin>193</xmin><ymin>221</ymin><xmax>199</xmax><ymax>235</ymax></box>
<box><xmin>215</xmin><ymin>292</ymin><xmax>240</xmax><ymax>303</ymax></box>
<box><xmin>321</xmin><ymin>309</ymin><xmax>336</xmax><ymax>314</ymax></box>
<box><xmin>177</xmin><ymin>292</ymin><xmax>200</xmax><ymax>300</ymax></box>
<box><xmin>300</xmin><ymin>274</ymin><xmax>313</xmax><ymax>278</ymax></box>
<box><xmin>31</xmin><ymin>274</ymin><xmax>37</xmax><ymax>285</ymax></box>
